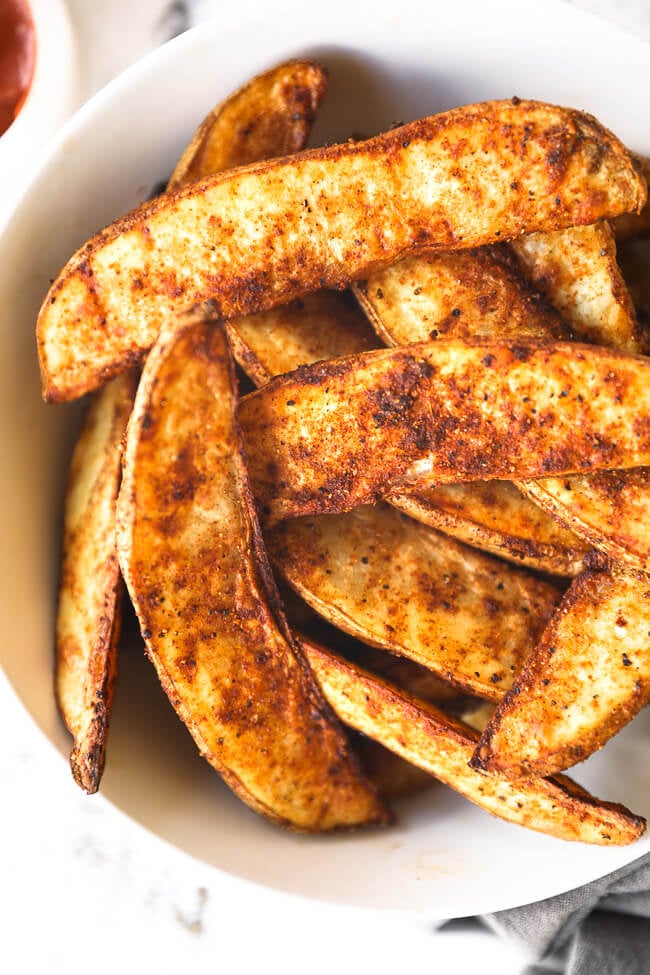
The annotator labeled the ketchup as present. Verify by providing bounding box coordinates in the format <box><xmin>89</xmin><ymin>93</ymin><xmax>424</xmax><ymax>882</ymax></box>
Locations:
<box><xmin>0</xmin><ymin>0</ymin><xmax>35</xmax><ymax>137</ymax></box>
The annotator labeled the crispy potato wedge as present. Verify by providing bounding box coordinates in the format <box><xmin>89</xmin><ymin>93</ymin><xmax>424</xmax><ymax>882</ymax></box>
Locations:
<box><xmin>614</xmin><ymin>156</ymin><xmax>650</xmax><ymax>241</ymax></box>
<box><xmin>388</xmin><ymin>481</ymin><xmax>589</xmax><ymax>577</ymax></box>
<box><xmin>55</xmin><ymin>371</ymin><xmax>138</xmax><ymax>793</ymax></box>
<box><xmin>520</xmin><ymin>470</ymin><xmax>650</xmax><ymax>572</ymax></box>
<box><xmin>354</xmin><ymin>247</ymin><xmax>568</xmax><ymax>346</ymax></box>
<box><xmin>168</xmin><ymin>59</ymin><xmax>328</xmax><ymax>190</ymax></box>
<box><xmin>240</xmin><ymin>339</ymin><xmax>650</xmax><ymax>524</ymax></box>
<box><xmin>509</xmin><ymin>223</ymin><xmax>644</xmax><ymax>354</ymax></box>
<box><xmin>38</xmin><ymin>99</ymin><xmax>645</xmax><ymax>401</ymax></box>
<box><xmin>227</xmin><ymin>291</ymin><xmax>377</xmax><ymax>385</ymax></box>
<box><xmin>266</xmin><ymin>504</ymin><xmax>561</xmax><ymax>701</ymax></box>
<box><xmin>116</xmin><ymin>312</ymin><xmax>388</xmax><ymax>830</ymax></box>
<box><xmin>473</xmin><ymin>568</ymin><xmax>650</xmax><ymax>778</ymax></box>
<box><xmin>302</xmin><ymin>639</ymin><xmax>645</xmax><ymax>844</ymax></box>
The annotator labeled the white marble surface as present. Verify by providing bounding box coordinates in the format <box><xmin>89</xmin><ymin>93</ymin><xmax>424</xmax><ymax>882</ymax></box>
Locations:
<box><xmin>1</xmin><ymin>1</ymin><xmax>648</xmax><ymax>972</ymax></box>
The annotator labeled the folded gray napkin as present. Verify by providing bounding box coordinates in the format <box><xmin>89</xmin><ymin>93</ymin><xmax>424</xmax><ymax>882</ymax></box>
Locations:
<box><xmin>441</xmin><ymin>853</ymin><xmax>650</xmax><ymax>973</ymax></box>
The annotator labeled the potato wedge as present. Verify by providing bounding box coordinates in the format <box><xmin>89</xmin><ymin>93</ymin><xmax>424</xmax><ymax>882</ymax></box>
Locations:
<box><xmin>38</xmin><ymin>99</ymin><xmax>645</xmax><ymax>402</ymax></box>
<box><xmin>302</xmin><ymin>638</ymin><xmax>645</xmax><ymax>844</ymax></box>
<box><xmin>388</xmin><ymin>481</ymin><xmax>589</xmax><ymax>577</ymax></box>
<box><xmin>55</xmin><ymin>371</ymin><xmax>138</xmax><ymax>793</ymax></box>
<box><xmin>116</xmin><ymin>311</ymin><xmax>388</xmax><ymax>830</ymax></box>
<box><xmin>473</xmin><ymin>568</ymin><xmax>650</xmax><ymax>778</ymax></box>
<box><xmin>227</xmin><ymin>291</ymin><xmax>377</xmax><ymax>385</ymax></box>
<box><xmin>168</xmin><ymin>59</ymin><xmax>327</xmax><ymax>190</ymax></box>
<box><xmin>614</xmin><ymin>156</ymin><xmax>650</xmax><ymax>241</ymax></box>
<box><xmin>509</xmin><ymin>222</ymin><xmax>644</xmax><ymax>354</ymax></box>
<box><xmin>520</xmin><ymin>470</ymin><xmax>650</xmax><ymax>572</ymax></box>
<box><xmin>354</xmin><ymin>246</ymin><xmax>568</xmax><ymax>346</ymax></box>
<box><xmin>240</xmin><ymin>339</ymin><xmax>650</xmax><ymax>525</ymax></box>
<box><xmin>266</xmin><ymin>504</ymin><xmax>561</xmax><ymax>701</ymax></box>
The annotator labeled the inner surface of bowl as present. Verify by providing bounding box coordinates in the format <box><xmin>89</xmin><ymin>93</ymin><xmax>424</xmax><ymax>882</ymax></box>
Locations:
<box><xmin>1</xmin><ymin>0</ymin><xmax>649</xmax><ymax>918</ymax></box>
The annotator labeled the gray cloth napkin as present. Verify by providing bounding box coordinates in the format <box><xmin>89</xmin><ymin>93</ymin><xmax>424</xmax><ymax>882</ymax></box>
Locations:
<box><xmin>440</xmin><ymin>853</ymin><xmax>650</xmax><ymax>973</ymax></box>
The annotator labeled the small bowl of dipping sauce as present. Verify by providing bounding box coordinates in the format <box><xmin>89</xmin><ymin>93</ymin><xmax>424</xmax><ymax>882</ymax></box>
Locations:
<box><xmin>0</xmin><ymin>0</ymin><xmax>79</xmax><ymax>225</ymax></box>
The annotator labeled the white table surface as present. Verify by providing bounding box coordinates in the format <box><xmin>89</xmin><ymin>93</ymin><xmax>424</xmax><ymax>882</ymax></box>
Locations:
<box><xmin>2</xmin><ymin>2</ymin><xmax>648</xmax><ymax>972</ymax></box>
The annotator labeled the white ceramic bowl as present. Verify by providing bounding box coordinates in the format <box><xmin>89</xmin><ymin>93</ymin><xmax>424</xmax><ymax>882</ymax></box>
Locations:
<box><xmin>1</xmin><ymin>0</ymin><xmax>650</xmax><ymax>919</ymax></box>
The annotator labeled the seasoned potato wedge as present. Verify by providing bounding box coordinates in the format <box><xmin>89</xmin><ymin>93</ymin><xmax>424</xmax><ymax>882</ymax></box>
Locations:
<box><xmin>55</xmin><ymin>371</ymin><xmax>138</xmax><ymax>793</ymax></box>
<box><xmin>473</xmin><ymin>569</ymin><xmax>650</xmax><ymax>778</ymax></box>
<box><xmin>302</xmin><ymin>639</ymin><xmax>646</xmax><ymax>844</ymax></box>
<box><xmin>266</xmin><ymin>504</ymin><xmax>561</xmax><ymax>701</ymax></box>
<box><xmin>240</xmin><ymin>339</ymin><xmax>650</xmax><ymax>525</ymax></box>
<box><xmin>116</xmin><ymin>312</ymin><xmax>388</xmax><ymax>830</ymax></box>
<box><xmin>509</xmin><ymin>223</ymin><xmax>644</xmax><ymax>354</ymax></box>
<box><xmin>38</xmin><ymin>99</ymin><xmax>645</xmax><ymax>401</ymax></box>
<box><xmin>521</xmin><ymin>470</ymin><xmax>650</xmax><ymax>572</ymax></box>
<box><xmin>168</xmin><ymin>59</ymin><xmax>327</xmax><ymax>190</ymax></box>
<box><xmin>227</xmin><ymin>291</ymin><xmax>377</xmax><ymax>384</ymax></box>
<box><xmin>388</xmin><ymin>481</ymin><xmax>589</xmax><ymax>577</ymax></box>
<box><xmin>354</xmin><ymin>247</ymin><xmax>568</xmax><ymax>346</ymax></box>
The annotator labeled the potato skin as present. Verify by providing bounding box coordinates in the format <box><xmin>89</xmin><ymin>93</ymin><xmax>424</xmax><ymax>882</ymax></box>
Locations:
<box><xmin>38</xmin><ymin>99</ymin><xmax>645</xmax><ymax>401</ymax></box>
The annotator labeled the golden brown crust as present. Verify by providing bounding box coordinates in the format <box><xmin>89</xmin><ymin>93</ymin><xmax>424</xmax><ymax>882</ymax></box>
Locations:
<box><xmin>239</xmin><ymin>339</ymin><xmax>650</xmax><ymax>525</ymax></box>
<box><xmin>55</xmin><ymin>371</ymin><xmax>138</xmax><ymax>793</ymax></box>
<box><xmin>267</xmin><ymin>504</ymin><xmax>561</xmax><ymax>701</ymax></box>
<box><xmin>168</xmin><ymin>60</ymin><xmax>328</xmax><ymax>189</ymax></box>
<box><xmin>115</xmin><ymin>311</ymin><xmax>389</xmax><ymax>831</ymax></box>
<box><xmin>302</xmin><ymin>638</ymin><xmax>646</xmax><ymax>844</ymax></box>
<box><xmin>472</xmin><ymin>568</ymin><xmax>650</xmax><ymax>778</ymax></box>
<box><xmin>38</xmin><ymin>99</ymin><xmax>645</xmax><ymax>402</ymax></box>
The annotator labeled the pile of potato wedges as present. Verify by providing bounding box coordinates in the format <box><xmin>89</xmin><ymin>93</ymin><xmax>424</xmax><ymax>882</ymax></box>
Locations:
<box><xmin>47</xmin><ymin>59</ymin><xmax>650</xmax><ymax>845</ymax></box>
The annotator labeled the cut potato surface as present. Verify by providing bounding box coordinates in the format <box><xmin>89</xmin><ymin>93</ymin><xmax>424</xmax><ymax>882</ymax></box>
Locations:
<box><xmin>473</xmin><ymin>568</ymin><xmax>650</xmax><ymax>778</ymax></box>
<box><xmin>268</xmin><ymin>504</ymin><xmax>561</xmax><ymax>701</ymax></box>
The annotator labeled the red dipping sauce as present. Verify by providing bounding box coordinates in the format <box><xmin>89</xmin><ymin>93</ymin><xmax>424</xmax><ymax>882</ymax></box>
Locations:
<box><xmin>0</xmin><ymin>0</ymin><xmax>35</xmax><ymax>137</ymax></box>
